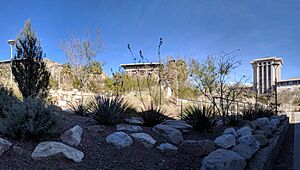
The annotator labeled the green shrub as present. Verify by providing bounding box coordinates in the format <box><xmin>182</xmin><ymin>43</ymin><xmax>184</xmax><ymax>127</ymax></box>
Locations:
<box><xmin>69</xmin><ymin>100</ymin><xmax>91</xmax><ymax>116</ymax></box>
<box><xmin>90</xmin><ymin>96</ymin><xmax>134</xmax><ymax>125</ymax></box>
<box><xmin>0</xmin><ymin>86</ymin><xmax>19</xmax><ymax>118</ymax></box>
<box><xmin>0</xmin><ymin>97</ymin><xmax>59</xmax><ymax>139</ymax></box>
<box><xmin>136</xmin><ymin>105</ymin><xmax>169</xmax><ymax>127</ymax></box>
<box><xmin>181</xmin><ymin>106</ymin><xmax>215</xmax><ymax>132</ymax></box>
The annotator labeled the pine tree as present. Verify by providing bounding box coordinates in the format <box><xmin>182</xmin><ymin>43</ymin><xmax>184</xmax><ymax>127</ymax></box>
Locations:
<box><xmin>12</xmin><ymin>19</ymin><xmax>50</xmax><ymax>99</ymax></box>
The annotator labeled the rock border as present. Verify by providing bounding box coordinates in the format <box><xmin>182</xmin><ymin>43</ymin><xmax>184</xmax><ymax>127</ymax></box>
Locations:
<box><xmin>246</xmin><ymin>117</ymin><xmax>289</xmax><ymax>170</ymax></box>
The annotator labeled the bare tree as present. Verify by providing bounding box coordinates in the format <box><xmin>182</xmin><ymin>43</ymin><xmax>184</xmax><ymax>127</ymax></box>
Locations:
<box><xmin>60</xmin><ymin>29</ymin><xmax>104</xmax><ymax>91</ymax></box>
<box><xmin>189</xmin><ymin>50</ymin><xmax>248</xmax><ymax>123</ymax></box>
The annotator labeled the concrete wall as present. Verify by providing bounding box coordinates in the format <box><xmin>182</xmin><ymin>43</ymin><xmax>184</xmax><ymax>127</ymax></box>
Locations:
<box><xmin>49</xmin><ymin>89</ymin><xmax>95</xmax><ymax>109</ymax></box>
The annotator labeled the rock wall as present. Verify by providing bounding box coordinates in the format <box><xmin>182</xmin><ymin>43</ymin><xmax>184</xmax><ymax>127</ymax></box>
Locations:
<box><xmin>49</xmin><ymin>89</ymin><xmax>95</xmax><ymax>109</ymax></box>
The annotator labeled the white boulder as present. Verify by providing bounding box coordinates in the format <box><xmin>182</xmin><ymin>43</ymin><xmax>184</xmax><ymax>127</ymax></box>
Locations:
<box><xmin>152</xmin><ymin>125</ymin><xmax>183</xmax><ymax>144</ymax></box>
<box><xmin>124</xmin><ymin>117</ymin><xmax>144</xmax><ymax>125</ymax></box>
<box><xmin>161</xmin><ymin>120</ymin><xmax>193</xmax><ymax>133</ymax></box>
<box><xmin>232</xmin><ymin>143</ymin><xmax>253</xmax><ymax>159</ymax></box>
<box><xmin>116</xmin><ymin>124</ymin><xmax>143</xmax><ymax>132</ymax></box>
<box><xmin>200</xmin><ymin>149</ymin><xmax>246</xmax><ymax>170</ymax></box>
<box><xmin>60</xmin><ymin>125</ymin><xmax>83</xmax><ymax>146</ymax></box>
<box><xmin>180</xmin><ymin>139</ymin><xmax>215</xmax><ymax>156</ymax></box>
<box><xmin>0</xmin><ymin>138</ymin><xmax>12</xmax><ymax>155</ymax></box>
<box><xmin>237</xmin><ymin>135</ymin><xmax>260</xmax><ymax>154</ymax></box>
<box><xmin>130</xmin><ymin>133</ymin><xmax>156</xmax><ymax>148</ymax></box>
<box><xmin>106</xmin><ymin>132</ymin><xmax>133</xmax><ymax>149</ymax></box>
<box><xmin>256</xmin><ymin>117</ymin><xmax>270</xmax><ymax>127</ymax></box>
<box><xmin>237</xmin><ymin>126</ymin><xmax>252</xmax><ymax>137</ymax></box>
<box><xmin>156</xmin><ymin>143</ymin><xmax>178</xmax><ymax>155</ymax></box>
<box><xmin>214</xmin><ymin>134</ymin><xmax>236</xmax><ymax>149</ymax></box>
<box><xmin>223</xmin><ymin>127</ymin><xmax>238</xmax><ymax>137</ymax></box>
<box><xmin>31</xmin><ymin>141</ymin><xmax>84</xmax><ymax>162</ymax></box>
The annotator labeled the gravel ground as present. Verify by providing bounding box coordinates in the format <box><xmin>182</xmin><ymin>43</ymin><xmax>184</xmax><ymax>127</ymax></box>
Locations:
<box><xmin>273</xmin><ymin>124</ymin><xmax>294</xmax><ymax>170</ymax></box>
<box><xmin>0</xmin><ymin>111</ymin><xmax>225</xmax><ymax>170</ymax></box>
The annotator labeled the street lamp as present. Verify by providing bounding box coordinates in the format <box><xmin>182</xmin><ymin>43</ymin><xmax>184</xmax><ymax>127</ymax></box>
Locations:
<box><xmin>8</xmin><ymin>39</ymin><xmax>16</xmax><ymax>87</ymax></box>
<box><xmin>272</xmin><ymin>62</ymin><xmax>280</xmax><ymax>115</ymax></box>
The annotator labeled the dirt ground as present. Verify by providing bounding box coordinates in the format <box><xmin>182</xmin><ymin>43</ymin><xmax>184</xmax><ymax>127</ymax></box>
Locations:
<box><xmin>0</xmin><ymin>111</ymin><xmax>225</xmax><ymax>170</ymax></box>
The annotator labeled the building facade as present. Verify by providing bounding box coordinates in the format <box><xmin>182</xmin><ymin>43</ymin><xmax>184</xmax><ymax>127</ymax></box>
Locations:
<box><xmin>251</xmin><ymin>57</ymin><xmax>283</xmax><ymax>94</ymax></box>
<box><xmin>120</xmin><ymin>62</ymin><xmax>162</xmax><ymax>78</ymax></box>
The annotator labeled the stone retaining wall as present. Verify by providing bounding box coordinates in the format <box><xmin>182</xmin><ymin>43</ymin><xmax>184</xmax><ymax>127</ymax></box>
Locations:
<box><xmin>246</xmin><ymin>118</ymin><xmax>289</xmax><ymax>170</ymax></box>
<box><xmin>49</xmin><ymin>89</ymin><xmax>95</xmax><ymax>109</ymax></box>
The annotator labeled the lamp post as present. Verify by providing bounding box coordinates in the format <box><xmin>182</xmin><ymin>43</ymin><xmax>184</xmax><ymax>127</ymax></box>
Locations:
<box><xmin>8</xmin><ymin>40</ymin><xmax>16</xmax><ymax>87</ymax></box>
<box><xmin>272</xmin><ymin>62</ymin><xmax>280</xmax><ymax>115</ymax></box>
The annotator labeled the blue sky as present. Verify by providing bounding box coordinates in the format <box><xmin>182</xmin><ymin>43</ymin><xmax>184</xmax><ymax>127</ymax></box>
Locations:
<box><xmin>0</xmin><ymin>0</ymin><xmax>299</xmax><ymax>82</ymax></box>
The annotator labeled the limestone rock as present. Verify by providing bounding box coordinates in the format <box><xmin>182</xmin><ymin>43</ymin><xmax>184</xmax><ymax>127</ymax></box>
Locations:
<box><xmin>60</xmin><ymin>125</ymin><xmax>83</xmax><ymax>146</ymax></box>
<box><xmin>0</xmin><ymin>138</ymin><xmax>12</xmax><ymax>155</ymax></box>
<box><xmin>106</xmin><ymin>132</ymin><xmax>133</xmax><ymax>149</ymax></box>
<box><xmin>86</xmin><ymin>125</ymin><xmax>105</xmax><ymax>133</ymax></box>
<box><xmin>270</xmin><ymin>119</ymin><xmax>280</xmax><ymax>129</ymax></box>
<box><xmin>254</xmin><ymin>135</ymin><xmax>268</xmax><ymax>147</ymax></box>
<box><xmin>237</xmin><ymin>126</ymin><xmax>253</xmax><ymax>137</ymax></box>
<box><xmin>11</xmin><ymin>146</ymin><xmax>24</xmax><ymax>156</ymax></box>
<box><xmin>130</xmin><ymin>133</ymin><xmax>156</xmax><ymax>148</ymax></box>
<box><xmin>161</xmin><ymin>120</ymin><xmax>193</xmax><ymax>133</ymax></box>
<box><xmin>116</xmin><ymin>124</ymin><xmax>143</xmax><ymax>132</ymax></box>
<box><xmin>200</xmin><ymin>149</ymin><xmax>246</xmax><ymax>170</ymax></box>
<box><xmin>152</xmin><ymin>125</ymin><xmax>183</xmax><ymax>144</ymax></box>
<box><xmin>124</xmin><ymin>117</ymin><xmax>144</xmax><ymax>125</ymax></box>
<box><xmin>180</xmin><ymin>139</ymin><xmax>214</xmax><ymax>156</ymax></box>
<box><xmin>260</xmin><ymin>125</ymin><xmax>273</xmax><ymax>137</ymax></box>
<box><xmin>31</xmin><ymin>141</ymin><xmax>84</xmax><ymax>162</ymax></box>
<box><xmin>237</xmin><ymin>135</ymin><xmax>260</xmax><ymax>154</ymax></box>
<box><xmin>232</xmin><ymin>143</ymin><xmax>253</xmax><ymax>159</ymax></box>
<box><xmin>156</xmin><ymin>143</ymin><xmax>178</xmax><ymax>155</ymax></box>
<box><xmin>223</xmin><ymin>127</ymin><xmax>238</xmax><ymax>137</ymax></box>
<box><xmin>256</xmin><ymin>117</ymin><xmax>270</xmax><ymax>127</ymax></box>
<box><xmin>214</xmin><ymin>134</ymin><xmax>236</xmax><ymax>149</ymax></box>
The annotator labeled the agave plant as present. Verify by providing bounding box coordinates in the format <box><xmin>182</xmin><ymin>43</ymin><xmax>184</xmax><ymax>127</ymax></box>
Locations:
<box><xmin>136</xmin><ymin>104</ymin><xmax>169</xmax><ymax>127</ymax></box>
<box><xmin>181</xmin><ymin>105</ymin><xmax>215</xmax><ymax>132</ymax></box>
<box><xmin>90</xmin><ymin>96</ymin><xmax>135</xmax><ymax>125</ymax></box>
<box><xmin>69</xmin><ymin>100</ymin><xmax>91</xmax><ymax>116</ymax></box>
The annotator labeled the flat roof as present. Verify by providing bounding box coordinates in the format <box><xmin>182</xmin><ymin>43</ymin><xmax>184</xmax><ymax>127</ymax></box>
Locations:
<box><xmin>278</xmin><ymin>77</ymin><xmax>300</xmax><ymax>82</ymax></box>
<box><xmin>251</xmin><ymin>56</ymin><xmax>283</xmax><ymax>64</ymax></box>
<box><xmin>120</xmin><ymin>62</ymin><xmax>162</xmax><ymax>68</ymax></box>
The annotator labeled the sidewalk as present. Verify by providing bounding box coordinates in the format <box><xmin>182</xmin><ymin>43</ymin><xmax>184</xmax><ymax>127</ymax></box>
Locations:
<box><xmin>292</xmin><ymin>112</ymin><xmax>300</xmax><ymax>170</ymax></box>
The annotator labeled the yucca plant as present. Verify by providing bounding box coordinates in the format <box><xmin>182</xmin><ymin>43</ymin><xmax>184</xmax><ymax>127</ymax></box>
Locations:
<box><xmin>255</xmin><ymin>107</ymin><xmax>275</xmax><ymax>118</ymax></box>
<box><xmin>69</xmin><ymin>100</ymin><xmax>91</xmax><ymax>116</ymax></box>
<box><xmin>227</xmin><ymin>114</ymin><xmax>242</xmax><ymax>126</ymax></box>
<box><xmin>90</xmin><ymin>96</ymin><xmax>134</xmax><ymax>125</ymax></box>
<box><xmin>136</xmin><ymin>104</ymin><xmax>169</xmax><ymax>127</ymax></box>
<box><xmin>181</xmin><ymin>105</ymin><xmax>215</xmax><ymax>132</ymax></box>
<box><xmin>242</xmin><ymin>107</ymin><xmax>256</xmax><ymax>120</ymax></box>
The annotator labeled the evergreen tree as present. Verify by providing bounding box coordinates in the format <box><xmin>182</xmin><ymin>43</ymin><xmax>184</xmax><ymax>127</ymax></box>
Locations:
<box><xmin>12</xmin><ymin>19</ymin><xmax>50</xmax><ymax>98</ymax></box>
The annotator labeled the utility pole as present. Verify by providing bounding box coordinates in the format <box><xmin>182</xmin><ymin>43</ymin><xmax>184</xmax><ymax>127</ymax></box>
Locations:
<box><xmin>8</xmin><ymin>39</ymin><xmax>16</xmax><ymax>87</ymax></box>
<box><xmin>272</xmin><ymin>62</ymin><xmax>279</xmax><ymax>115</ymax></box>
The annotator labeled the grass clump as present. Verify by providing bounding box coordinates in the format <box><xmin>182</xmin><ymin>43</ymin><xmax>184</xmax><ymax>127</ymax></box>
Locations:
<box><xmin>90</xmin><ymin>96</ymin><xmax>134</xmax><ymax>125</ymax></box>
<box><xmin>181</xmin><ymin>105</ymin><xmax>215</xmax><ymax>132</ymax></box>
<box><xmin>136</xmin><ymin>105</ymin><xmax>169</xmax><ymax>127</ymax></box>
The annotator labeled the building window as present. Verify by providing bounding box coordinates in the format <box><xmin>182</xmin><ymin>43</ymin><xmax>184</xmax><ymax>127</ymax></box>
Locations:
<box><xmin>259</xmin><ymin>66</ymin><xmax>262</xmax><ymax>93</ymax></box>
<box><xmin>263</xmin><ymin>65</ymin><xmax>267</xmax><ymax>93</ymax></box>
